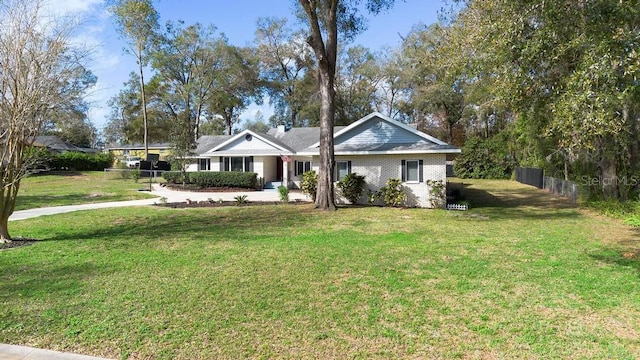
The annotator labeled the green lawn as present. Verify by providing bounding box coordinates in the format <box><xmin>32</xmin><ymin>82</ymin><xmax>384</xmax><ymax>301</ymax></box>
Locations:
<box><xmin>15</xmin><ymin>171</ymin><xmax>156</xmax><ymax>210</ymax></box>
<box><xmin>1</xmin><ymin>180</ymin><xmax>639</xmax><ymax>359</ymax></box>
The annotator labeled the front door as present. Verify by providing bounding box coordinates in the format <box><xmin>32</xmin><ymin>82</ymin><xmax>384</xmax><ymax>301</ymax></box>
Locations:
<box><xmin>276</xmin><ymin>157</ymin><xmax>283</xmax><ymax>181</ymax></box>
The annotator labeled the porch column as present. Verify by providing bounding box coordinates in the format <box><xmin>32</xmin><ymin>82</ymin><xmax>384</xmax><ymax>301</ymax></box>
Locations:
<box><xmin>283</xmin><ymin>160</ymin><xmax>289</xmax><ymax>188</ymax></box>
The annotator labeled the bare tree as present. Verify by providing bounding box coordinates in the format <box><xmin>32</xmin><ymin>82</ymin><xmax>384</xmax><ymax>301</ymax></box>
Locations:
<box><xmin>0</xmin><ymin>0</ymin><xmax>91</xmax><ymax>242</ymax></box>
<box><xmin>255</xmin><ymin>17</ymin><xmax>315</xmax><ymax>127</ymax></box>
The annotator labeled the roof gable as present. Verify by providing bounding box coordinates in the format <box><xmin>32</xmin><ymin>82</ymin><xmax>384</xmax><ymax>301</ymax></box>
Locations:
<box><xmin>206</xmin><ymin>130</ymin><xmax>293</xmax><ymax>154</ymax></box>
<box><xmin>309</xmin><ymin>112</ymin><xmax>447</xmax><ymax>149</ymax></box>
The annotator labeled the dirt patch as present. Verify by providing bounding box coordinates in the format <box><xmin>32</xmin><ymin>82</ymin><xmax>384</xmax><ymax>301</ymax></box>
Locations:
<box><xmin>0</xmin><ymin>238</ymin><xmax>38</xmax><ymax>250</ymax></box>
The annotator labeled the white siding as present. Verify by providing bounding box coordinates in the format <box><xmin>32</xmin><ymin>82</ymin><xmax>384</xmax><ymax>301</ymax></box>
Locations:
<box><xmin>250</xmin><ymin>156</ymin><xmax>277</xmax><ymax>181</ymax></box>
<box><xmin>210</xmin><ymin>157</ymin><xmax>221</xmax><ymax>172</ymax></box>
<box><xmin>186</xmin><ymin>163</ymin><xmax>198</xmax><ymax>172</ymax></box>
<box><xmin>312</xmin><ymin>154</ymin><xmax>446</xmax><ymax>208</ymax></box>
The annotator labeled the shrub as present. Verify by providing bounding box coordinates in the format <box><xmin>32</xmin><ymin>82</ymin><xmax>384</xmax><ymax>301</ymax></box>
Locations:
<box><xmin>190</xmin><ymin>171</ymin><xmax>257</xmax><ymax>189</ymax></box>
<box><xmin>453</xmin><ymin>134</ymin><xmax>515</xmax><ymax>179</ymax></box>
<box><xmin>234</xmin><ymin>194</ymin><xmax>248</xmax><ymax>205</ymax></box>
<box><xmin>48</xmin><ymin>152</ymin><xmax>113</xmax><ymax>171</ymax></box>
<box><xmin>301</xmin><ymin>170</ymin><xmax>318</xmax><ymax>201</ymax></box>
<box><xmin>131</xmin><ymin>169</ymin><xmax>141</xmax><ymax>183</ymax></box>
<box><xmin>426</xmin><ymin>180</ymin><xmax>446</xmax><ymax>208</ymax></box>
<box><xmin>25</xmin><ymin>146</ymin><xmax>52</xmax><ymax>171</ymax></box>
<box><xmin>377</xmin><ymin>178</ymin><xmax>407</xmax><ymax>207</ymax></box>
<box><xmin>278</xmin><ymin>185</ymin><xmax>289</xmax><ymax>202</ymax></box>
<box><xmin>162</xmin><ymin>171</ymin><xmax>185</xmax><ymax>184</ymax></box>
<box><xmin>337</xmin><ymin>172</ymin><xmax>366</xmax><ymax>204</ymax></box>
<box><xmin>163</xmin><ymin>171</ymin><xmax>257</xmax><ymax>189</ymax></box>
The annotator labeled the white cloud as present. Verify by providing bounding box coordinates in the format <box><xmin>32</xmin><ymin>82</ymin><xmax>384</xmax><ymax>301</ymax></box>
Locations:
<box><xmin>41</xmin><ymin>0</ymin><xmax>130</xmax><ymax>131</ymax></box>
<box><xmin>45</xmin><ymin>0</ymin><xmax>103</xmax><ymax>15</ymax></box>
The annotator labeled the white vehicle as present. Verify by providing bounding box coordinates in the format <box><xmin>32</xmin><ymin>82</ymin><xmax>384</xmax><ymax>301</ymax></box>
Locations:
<box><xmin>122</xmin><ymin>156</ymin><xmax>142</xmax><ymax>168</ymax></box>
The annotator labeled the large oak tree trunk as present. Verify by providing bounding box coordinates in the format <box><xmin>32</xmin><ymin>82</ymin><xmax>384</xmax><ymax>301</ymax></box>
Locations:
<box><xmin>315</xmin><ymin>66</ymin><xmax>336</xmax><ymax>210</ymax></box>
<box><xmin>299</xmin><ymin>0</ymin><xmax>339</xmax><ymax>211</ymax></box>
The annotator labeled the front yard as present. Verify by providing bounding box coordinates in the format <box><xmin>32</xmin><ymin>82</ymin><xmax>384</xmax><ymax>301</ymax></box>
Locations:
<box><xmin>15</xmin><ymin>171</ymin><xmax>156</xmax><ymax>211</ymax></box>
<box><xmin>1</xmin><ymin>180</ymin><xmax>639</xmax><ymax>359</ymax></box>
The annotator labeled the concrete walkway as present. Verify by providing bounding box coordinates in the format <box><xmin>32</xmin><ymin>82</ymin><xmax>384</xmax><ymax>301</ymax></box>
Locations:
<box><xmin>149</xmin><ymin>184</ymin><xmax>309</xmax><ymax>203</ymax></box>
<box><xmin>10</xmin><ymin>185</ymin><xmax>311</xmax><ymax>221</ymax></box>
<box><xmin>0</xmin><ymin>343</ymin><xmax>112</xmax><ymax>360</ymax></box>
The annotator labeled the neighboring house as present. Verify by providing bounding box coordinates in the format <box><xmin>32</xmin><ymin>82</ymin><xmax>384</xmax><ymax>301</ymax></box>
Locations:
<box><xmin>105</xmin><ymin>143</ymin><xmax>171</xmax><ymax>160</ymax></box>
<box><xmin>33</xmin><ymin>136</ymin><xmax>96</xmax><ymax>154</ymax></box>
<box><xmin>189</xmin><ymin>112</ymin><xmax>461</xmax><ymax>208</ymax></box>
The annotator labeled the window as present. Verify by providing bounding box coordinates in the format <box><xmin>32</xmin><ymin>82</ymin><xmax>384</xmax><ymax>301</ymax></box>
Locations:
<box><xmin>230</xmin><ymin>157</ymin><xmax>244</xmax><ymax>172</ymax></box>
<box><xmin>336</xmin><ymin>160</ymin><xmax>351</xmax><ymax>181</ymax></box>
<box><xmin>295</xmin><ymin>160</ymin><xmax>311</xmax><ymax>176</ymax></box>
<box><xmin>402</xmin><ymin>159</ymin><xmax>423</xmax><ymax>183</ymax></box>
<box><xmin>198</xmin><ymin>158</ymin><xmax>211</xmax><ymax>171</ymax></box>
<box><xmin>221</xmin><ymin>156</ymin><xmax>254</xmax><ymax>172</ymax></box>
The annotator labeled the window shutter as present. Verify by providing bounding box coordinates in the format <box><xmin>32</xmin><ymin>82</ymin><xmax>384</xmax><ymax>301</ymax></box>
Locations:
<box><xmin>224</xmin><ymin>157</ymin><xmax>230</xmax><ymax>171</ymax></box>
<box><xmin>419</xmin><ymin>160</ymin><xmax>424</xmax><ymax>182</ymax></box>
<box><xmin>347</xmin><ymin>161</ymin><xmax>352</xmax><ymax>175</ymax></box>
<box><xmin>219</xmin><ymin>157</ymin><xmax>223</xmax><ymax>171</ymax></box>
<box><xmin>401</xmin><ymin>160</ymin><xmax>406</xmax><ymax>182</ymax></box>
<box><xmin>294</xmin><ymin>160</ymin><xmax>298</xmax><ymax>176</ymax></box>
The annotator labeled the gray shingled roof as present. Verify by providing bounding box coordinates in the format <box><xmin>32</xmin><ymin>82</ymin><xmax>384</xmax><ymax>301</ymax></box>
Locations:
<box><xmin>256</xmin><ymin>132</ymin><xmax>295</xmax><ymax>152</ymax></box>
<box><xmin>195</xmin><ymin>123</ymin><xmax>457</xmax><ymax>155</ymax></box>
<box><xmin>33</xmin><ymin>136</ymin><xmax>90</xmax><ymax>153</ymax></box>
<box><xmin>194</xmin><ymin>135</ymin><xmax>231</xmax><ymax>155</ymax></box>
<box><xmin>266</xmin><ymin>127</ymin><xmax>345</xmax><ymax>151</ymax></box>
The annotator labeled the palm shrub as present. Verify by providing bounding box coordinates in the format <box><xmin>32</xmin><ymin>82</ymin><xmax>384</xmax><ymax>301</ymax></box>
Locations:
<box><xmin>301</xmin><ymin>170</ymin><xmax>318</xmax><ymax>201</ymax></box>
<box><xmin>234</xmin><ymin>194</ymin><xmax>248</xmax><ymax>205</ymax></box>
<box><xmin>378</xmin><ymin>178</ymin><xmax>407</xmax><ymax>207</ymax></box>
<box><xmin>337</xmin><ymin>172</ymin><xmax>366</xmax><ymax>204</ymax></box>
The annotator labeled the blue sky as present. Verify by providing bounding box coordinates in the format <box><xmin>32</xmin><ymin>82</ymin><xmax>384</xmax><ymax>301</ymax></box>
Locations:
<box><xmin>51</xmin><ymin>0</ymin><xmax>446</xmax><ymax>133</ymax></box>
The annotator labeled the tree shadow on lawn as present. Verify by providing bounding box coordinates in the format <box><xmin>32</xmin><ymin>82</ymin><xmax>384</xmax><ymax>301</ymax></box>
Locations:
<box><xmin>590</xmin><ymin>250</ymin><xmax>640</xmax><ymax>278</ymax></box>
<box><xmin>29</xmin><ymin>170</ymin><xmax>85</xmax><ymax>177</ymax></box>
<box><xmin>16</xmin><ymin>194</ymin><xmax>103</xmax><ymax>210</ymax></box>
<box><xmin>0</xmin><ymin>262</ymin><xmax>108</xmax><ymax>300</ymax></box>
<box><xmin>457</xmin><ymin>180</ymin><xmax>580</xmax><ymax>220</ymax></box>
<box><xmin>41</xmin><ymin>205</ymin><xmax>320</xmax><ymax>243</ymax></box>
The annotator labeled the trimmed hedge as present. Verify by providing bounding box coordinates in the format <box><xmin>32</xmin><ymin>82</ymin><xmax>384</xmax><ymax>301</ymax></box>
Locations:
<box><xmin>49</xmin><ymin>152</ymin><xmax>114</xmax><ymax>171</ymax></box>
<box><xmin>163</xmin><ymin>171</ymin><xmax>257</xmax><ymax>189</ymax></box>
<box><xmin>162</xmin><ymin>171</ymin><xmax>185</xmax><ymax>184</ymax></box>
